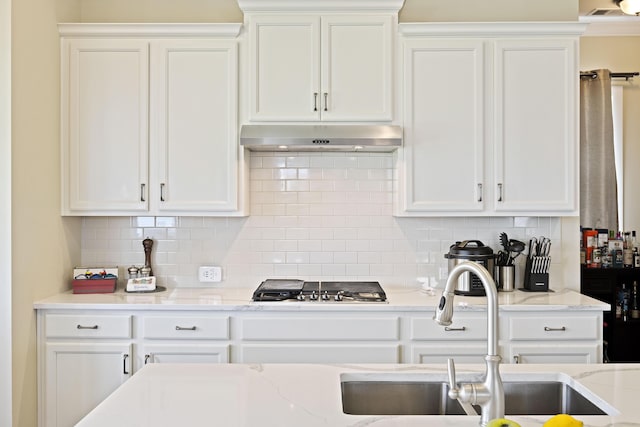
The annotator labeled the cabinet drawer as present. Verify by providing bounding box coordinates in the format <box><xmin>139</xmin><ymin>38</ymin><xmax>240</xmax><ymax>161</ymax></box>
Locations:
<box><xmin>142</xmin><ymin>316</ymin><xmax>229</xmax><ymax>340</ymax></box>
<box><xmin>508</xmin><ymin>315</ymin><xmax>600</xmax><ymax>341</ymax></box>
<box><xmin>411</xmin><ymin>316</ymin><xmax>487</xmax><ymax>341</ymax></box>
<box><xmin>242</xmin><ymin>317</ymin><xmax>399</xmax><ymax>341</ymax></box>
<box><xmin>46</xmin><ymin>314</ymin><xmax>131</xmax><ymax>338</ymax></box>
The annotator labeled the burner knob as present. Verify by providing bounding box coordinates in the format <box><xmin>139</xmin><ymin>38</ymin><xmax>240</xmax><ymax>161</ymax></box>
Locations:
<box><xmin>310</xmin><ymin>291</ymin><xmax>318</xmax><ymax>301</ymax></box>
<box><xmin>321</xmin><ymin>291</ymin><xmax>329</xmax><ymax>301</ymax></box>
<box><xmin>296</xmin><ymin>294</ymin><xmax>306</xmax><ymax>301</ymax></box>
<box><xmin>334</xmin><ymin>292</ymin><xmax>343</xmax><ymax>302</ymax></box>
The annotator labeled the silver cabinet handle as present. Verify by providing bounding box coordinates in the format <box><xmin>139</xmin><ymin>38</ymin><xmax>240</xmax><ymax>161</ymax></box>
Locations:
<box><xmin>513</xmin><ymin>354</ymin><xmax>520</xmax><ymax>364</ymax></box>
<box><xmin>77</xmin><ymin>324</ymin><xmax>98</xmax><ymax>330</ymax></box>
<box><xmin>123</xmin><ymin>354</ymin><xmax>129</xmax><ymax>374</ymax></box>
<box><xmin>313</xmin><ymin>92</ymin><xmax>318</xmax><ymax>112</ymax></box>
<box><xmin>477</xmin><ymin>183</ymin><xmax>483</xmax><ymax>202</ymax></box>
<box><xmin>140</xmin><ymin>183</ymin><xmax>146</xmax><ymax>202</ymax></box>
<box><xmin>175</xmin><ymin>326</ymin><xmax>197</xmax><ymax>331</ymax></box>
<box><xmin>323</xmin><ymin>92</ymin><xmax>328</xmax><ymax>111</ymax></box>
<box><xmin>497</xmin><ymin>183</ymin><xmax>503</xmax><ymax>202</ymax></box>
<box><xmin>444</xmin><ymin>326</ymin><xmax>466</xmax><ymax>332</ymax></box>
<box><xmin>160</xmin><ymin>183</ymin><xmax>165</xmax><ymax>202</ymax></box>
<box><xmin>144</xmin><ymin>354</ymin><xmax>151</xmax><ymax>364</ymax></box>
<box><xmin>544</xmin><ymin>326</ymin><xmax>566</xmax><ymax>332</ymax></box>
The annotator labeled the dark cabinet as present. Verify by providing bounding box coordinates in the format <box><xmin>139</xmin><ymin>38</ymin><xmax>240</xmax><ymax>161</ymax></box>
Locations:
<box><xmin>581</xmin><ymin>266</ymin><xmax>640</xmax><ymax>362</ymax></box>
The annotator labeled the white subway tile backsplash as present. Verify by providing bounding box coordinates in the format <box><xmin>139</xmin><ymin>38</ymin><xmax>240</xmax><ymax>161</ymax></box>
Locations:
<box><xmin>80</xmin><ymin>152</ymin><xmax>570</xmax><ymax>289</ymax></box>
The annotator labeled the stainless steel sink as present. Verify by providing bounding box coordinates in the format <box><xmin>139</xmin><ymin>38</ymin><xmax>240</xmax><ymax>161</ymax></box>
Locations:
<box><xmin>341</xmin><ymin>373</ymin><xmax>616</xmax><ymax>416</ymax></box>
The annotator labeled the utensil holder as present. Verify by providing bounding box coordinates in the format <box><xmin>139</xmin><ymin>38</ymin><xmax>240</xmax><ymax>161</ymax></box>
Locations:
<box><xmin>494</xmin><ymin>265</ymin><xmax>515</xmax><ymax>292</ymax></box>
<box><xmin>523</xmin><ymin>256</ymin><xmax>550</xmax><ymax>292</ymax></box>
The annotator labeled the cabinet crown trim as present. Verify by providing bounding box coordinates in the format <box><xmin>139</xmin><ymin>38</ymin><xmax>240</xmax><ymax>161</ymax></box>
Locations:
<box><xmin>237</xmin><ymin>0</ymin><xmax>403</xmax><ymax>13</ymax></box>
<box><xmin>399</xmin><ymin>22</ymin><xmax>587</xmax><ymax>37</ymax></box>
<box><xmin>58</xmin><ymin>23</ymin><xmax>242</xmax><ymax>38</ymax></box>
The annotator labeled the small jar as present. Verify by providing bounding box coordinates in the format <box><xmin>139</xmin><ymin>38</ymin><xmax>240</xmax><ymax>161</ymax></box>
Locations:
<box><xmin>127</xmin><ymin>266</ymin><xmax>139</xmax><ymax>279</ymax></box>
<box><xmin>140</xmin><ymin>266</ymin><xmax>151</xmax><ymax>277</ymax></box>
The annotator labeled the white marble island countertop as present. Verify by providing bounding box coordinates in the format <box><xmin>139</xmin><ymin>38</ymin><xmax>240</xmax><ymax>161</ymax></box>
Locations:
<box><xmin>76</xmin><ymin>362</ymin><xmax>636</xmax><ymax>427</ymax></box>
<box><xmin>34</xmin><ymin>287</ymin><xmax>609</xmax><ymax>312</ymax></box>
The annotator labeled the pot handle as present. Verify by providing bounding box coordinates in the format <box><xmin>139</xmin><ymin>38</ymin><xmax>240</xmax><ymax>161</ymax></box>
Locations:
<box><xmin>458</xmin><ymin>240</ymin><xmax>485</xmax><ymax>248</ymax></box>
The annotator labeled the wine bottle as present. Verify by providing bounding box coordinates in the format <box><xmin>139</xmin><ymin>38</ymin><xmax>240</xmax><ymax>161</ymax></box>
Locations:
<box><xmin>623</xmin><ymin>232</ymin><xmax>634</xmax><ymax>268</ymax></box>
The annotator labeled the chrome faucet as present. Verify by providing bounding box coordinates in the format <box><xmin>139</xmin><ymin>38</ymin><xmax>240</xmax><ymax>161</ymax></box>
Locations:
<box><xmin>433</xmin><ymin>261</ymin><xmax>504</xmax><ymax>427</ymax></box>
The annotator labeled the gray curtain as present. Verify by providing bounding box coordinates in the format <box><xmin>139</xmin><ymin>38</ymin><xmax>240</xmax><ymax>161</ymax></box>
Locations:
<box><xmin>580</xmin><ymin>69</ymin><xmax>618</xmax><ymax>231</ymax></box>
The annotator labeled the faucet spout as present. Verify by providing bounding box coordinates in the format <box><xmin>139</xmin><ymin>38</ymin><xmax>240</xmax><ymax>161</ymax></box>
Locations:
<box><xmin>433</xmin><ymin>261</ymin><xmax>504</xmax><ymax>426</ymax></box>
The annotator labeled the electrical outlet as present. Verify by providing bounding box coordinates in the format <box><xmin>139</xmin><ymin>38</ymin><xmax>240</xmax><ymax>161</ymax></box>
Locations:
<box><xmin>198</xmin><ymin>266</ymin><xmax>222</xmax><ymax>282</ymax></box>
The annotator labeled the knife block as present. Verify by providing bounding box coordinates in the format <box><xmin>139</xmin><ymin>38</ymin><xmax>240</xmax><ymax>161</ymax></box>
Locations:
<box><xmin>523</xmin><ymin>256</ymin><xmax>550</xmax><ymax>291</ymax></box>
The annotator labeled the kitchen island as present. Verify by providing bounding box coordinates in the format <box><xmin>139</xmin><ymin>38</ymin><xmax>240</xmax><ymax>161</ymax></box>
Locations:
<box><xmin>74</xmin><ymin>362</ymin><xmax>635</xmax><ymax>427</ymax></box>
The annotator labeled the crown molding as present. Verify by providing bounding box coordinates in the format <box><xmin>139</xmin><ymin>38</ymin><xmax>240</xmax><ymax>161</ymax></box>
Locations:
<box><xmin>58</xmin><ymin>23</ymin><xmax>242</xmax><ymax>38</ymax></box>
<box><xmin>399</xmin><ymin>22</ymin><xmax>587</xmax><ymax>38</ymax></box>
<box><xmin>580</xmin><ymin>15</ymin><xmax>640</xmax><ymax>36</ymax></box>
<box><xmin>236</xmin><ymin>0</ymin><xmax>404</xmax><ymax>13</ymax></box>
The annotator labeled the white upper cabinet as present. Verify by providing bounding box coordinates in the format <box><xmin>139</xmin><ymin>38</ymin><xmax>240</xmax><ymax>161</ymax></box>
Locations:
<box><xmin>247</xmin><ymin>14</ymin><xmax>393</xmax><ymax>122</ymax></box>
<box><xmin>151</xmin><ymin>39</ymin><xmax>239</xmax><ymax>213</ymax></box>
<box><xmin>400</xmin><ymin>38</ymin><xmax>486</xmax><ymax>213</ymax></box>
<box><xmin>492</xmin><ymin>38</ymin><xmax>578</xmax><ymax>213</ymax></box>
<box><xmin>63</xmin><ymin>38</ymin><xmax>150</xmax><ymax>213</ymax></box>
<box><xmin>60</xmin><ymin>24</ymin><xmax>246</xmax><ymax>216</ymax></box>
<box><xmin>396</xmin><ymin>23</ymin><xmax>584</xmax><ymax>216</ymax></box>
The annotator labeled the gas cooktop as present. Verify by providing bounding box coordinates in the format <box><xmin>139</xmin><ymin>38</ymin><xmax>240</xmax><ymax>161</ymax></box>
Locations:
<box><xmin>251</xmin><ymin>279</ymin><xmax>387</xmax><ymax>303</ymax></box>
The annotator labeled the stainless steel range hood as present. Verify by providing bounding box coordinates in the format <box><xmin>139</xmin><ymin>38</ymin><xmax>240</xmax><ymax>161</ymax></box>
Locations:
<box><xmin>240</xmin><ymin>124</ymin><xmax>402</xmax><ymax>152</ymax></box>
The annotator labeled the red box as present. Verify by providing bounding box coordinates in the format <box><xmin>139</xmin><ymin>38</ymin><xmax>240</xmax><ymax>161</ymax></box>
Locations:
<box><xmin>72</xmin><ymin>279</ymin><xmax>117</xmax><ymax>294</ymax></box>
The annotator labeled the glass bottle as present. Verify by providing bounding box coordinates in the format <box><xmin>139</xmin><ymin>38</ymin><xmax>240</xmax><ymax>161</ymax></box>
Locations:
<box><xmin>623</xmin><ymin>232</ymin><xmax>634</xmax><ymax>268</ymax></box>
<box><xmin>632</xmin><ymin>281</ymin><xmax>640</xmax><ymax>319</ymax></box>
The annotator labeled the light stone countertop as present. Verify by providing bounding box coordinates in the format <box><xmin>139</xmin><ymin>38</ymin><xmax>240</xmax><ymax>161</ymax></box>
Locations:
<box><xmin>34</xmin><ymin>287</ymin><xmax>610</xmax><ymax>312</ymax></box>
<box><xmin>75</xmin><ymin>362</ymin><xmax>636</xmax><ymax>427</ymax></box>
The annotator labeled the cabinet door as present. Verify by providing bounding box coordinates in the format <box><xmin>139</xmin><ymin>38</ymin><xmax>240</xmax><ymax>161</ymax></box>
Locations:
<box><xmin>508</xmin><ymin>343</ymin><xmax>600</xmax><ymax>364</ymax></box>
<box><xmin>399</xmin><ymin>39</ymin><xmax>485</xmax><ymax>213</ymax></box>
<box><xmin>493</xmin><ymin>39</ymin><xmax>578</xmax><ymax>214</ymax></box>
<box><xmin>249</xmin><ymin>15</ymin><xmax>320</xmax><ymax>121</ymax></box>
<box><xmin>320</xmin><ymin>15</ymin><xmax>393</xmax><ymax>121</ymax></box>
<box><xmin>62</xmin><ymin>39</ymin><xmax>149</xmax><ymax>214</ymax></box>
<box><xmin>411</xmin><ymin>343</ymin><xmax>487</xmax><ymax>364</ymax></box>
<box><xmin>241</xmin><ymin>344</ymin><xmax>400</xmax><ymax>363</ymax></box>
<box><xmin>151</xmin><ymin>40</ymin><xmax>239</xmax><ymax>212</ymax></box>
<box><xmin>45</xmin><ymin>342</ymin><xmax>131</xmax><ymax>427</ymax></box>
<box><xmin>139</xmin><ymin>344</ymin><xmax>229</xmax><ymax>366</ymax></box>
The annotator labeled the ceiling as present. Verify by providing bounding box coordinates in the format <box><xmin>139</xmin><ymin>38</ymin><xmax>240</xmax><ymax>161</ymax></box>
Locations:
<box><xmin>580</xmin><ymin>0</ymin><xmax>625</xmax><ymax>15</ymax></box>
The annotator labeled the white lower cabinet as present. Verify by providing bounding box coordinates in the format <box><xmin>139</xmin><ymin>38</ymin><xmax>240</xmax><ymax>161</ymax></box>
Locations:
<box><xmin>39</xmin><ymin>313</ymin><xmax>133</xmax><ymax>427</ymax></box>
<box><xmin>139</xmin><ymin>344</ymin><xmax>229</xmax><ymax>365</ymax></box>
<box><xmin>409</xmin><ymin>314</ymin><xmax>488</xmax><ymax>364</ymax></box>
<box><xmin>37</xmin><ymin>308</ymin><xmax>604</xmax><ymax>426</ymax></box>
<box><xmin>502</xmin><ymin>312</ymin><xmax>603</xmax><ymax>364</ymax></box>
<box><xmin>241</xmin><ymin>344</ymin><xmax>399</xmax><ymax>363</ymax></box>
<box><xmin>507</xmin><ymin>344</ymin><xmax>599</xmax><ymax>364</ymax></box>
<box><xmin>239</xmin><ymin>315</ymin><xmax>401</xmax><ymax>363</ymax></box>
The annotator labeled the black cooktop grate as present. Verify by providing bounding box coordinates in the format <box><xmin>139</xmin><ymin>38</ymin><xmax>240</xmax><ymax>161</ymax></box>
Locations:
<box><xmin>251</xmin><ymin>280</ymin><xmax>387</xmax><ymax>302</ymax></box>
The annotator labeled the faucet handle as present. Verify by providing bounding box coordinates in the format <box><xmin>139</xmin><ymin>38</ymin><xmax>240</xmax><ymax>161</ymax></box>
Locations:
<box><xmin>447</xmin><ymin>358</ymin><xmax>460</xmax><ymax>399</ymax></box>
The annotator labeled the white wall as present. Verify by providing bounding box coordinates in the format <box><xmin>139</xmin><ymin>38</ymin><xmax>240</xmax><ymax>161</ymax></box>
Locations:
<box><xmin>11</xmin><ymin>1</ymin><xmax>81</xmax><ymax>426</ymax></box>
<box><xmin>0</xmin><ymin>0</ymin><xmax>11</xmax><ymax>423</ymax></box>
<box><xmin>81</xmin><ymin>152</ymin><xmax>576</xmax><ymax>291</ymax></box>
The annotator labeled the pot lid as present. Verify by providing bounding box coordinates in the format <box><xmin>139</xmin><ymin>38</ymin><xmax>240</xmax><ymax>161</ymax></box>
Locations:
<box><xmin>446</xmin><ymin>240</ymin><xmax>494</xmax><ymax>257</ymax></box>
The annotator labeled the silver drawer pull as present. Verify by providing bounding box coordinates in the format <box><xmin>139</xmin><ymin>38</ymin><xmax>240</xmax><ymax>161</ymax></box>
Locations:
<box><xmin>175</xmin><ymin>326</ymin><xmax>197</xmax><ymax>331</ymax></box>
<box><xmin>123</xmin><ymin>354</ymin><xmax>129</xmax><ymax>375</ymax></box>
<box><xmin>77</xmin><ymin>324</ymin><xmax>98</xmax><ymax>330</ymax></box>
<box><xmin>544</xmin><ymin>326</ymin><xmax>566</xmax><ymax>332</ymax></box>
<box><xmin>444</xmin><ymin>326</ymin><xmax>466</xmax><ymax>332</ymax></box>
